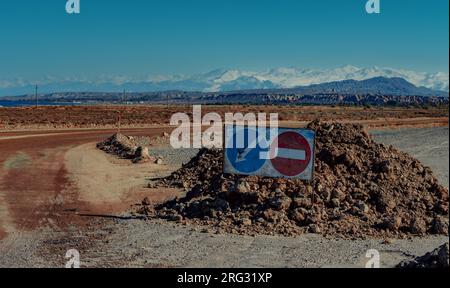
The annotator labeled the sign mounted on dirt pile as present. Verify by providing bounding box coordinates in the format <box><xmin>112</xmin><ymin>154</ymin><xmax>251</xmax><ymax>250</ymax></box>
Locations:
<box><xmin>224</xmin><ymin>125</ymin><xmax>315</xmax><ymax>180</ymax></box>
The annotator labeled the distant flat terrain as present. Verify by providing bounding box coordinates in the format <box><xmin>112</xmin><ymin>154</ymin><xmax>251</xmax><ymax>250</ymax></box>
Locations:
<box><xmin>1</xmin><ymin>105</ymin><xmax>448</xmax><ymax>131</ymax></box>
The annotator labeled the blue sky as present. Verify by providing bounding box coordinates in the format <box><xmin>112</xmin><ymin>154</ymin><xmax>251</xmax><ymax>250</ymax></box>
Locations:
<box><xmin>0</xmin><ymin>0</ymin><xmax>448</xmax><ymax>81</ymax></box>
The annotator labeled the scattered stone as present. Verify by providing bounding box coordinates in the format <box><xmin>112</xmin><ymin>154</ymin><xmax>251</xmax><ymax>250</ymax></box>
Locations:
<box><xmin>97</xmin><ymin>133</ymin><xmax>155</xmax><ymax>164</ymax></box>
<box><xmin>136</xmin><ymin>146</ymin><xmax>150</xmax><ymax>158</ymax></box>
<box><xmin>133</xmin><ymin>146</ymin><xmax>154</xmax><ymax>163</ymax></box>
<box><xmin>331</xmin><ymin>198</ymin><xmax>340</xmax><ymax>208</ymax></box>
<box><xmin>409</xmin><ymin>218</ymin><xmax>427</xmax><ymax>235</ymax></box>
<box><xmin>309</xmin><ymin>224</ymin><xmax>321</xmax><ymax>234</ymax></box>
<box><xmin>97</xmin><ymin>133</ymin><xmax>138</xmax><ymax>159</ymax></box>
<box><xmin>133</xmin><ymin>196</ymin><xmax>154</xmax><ymax>216</ymax></box>
<box><xmin>355</xmin><ymin>201</ymin><xmax>370</xmax><ymax>214</ymax></box>
<box><xmin>240</xmin><ymin>218</ymin><xmax>252</xmax><ymax>226</ymax></box>
<box><xmin>432</xmin><ymin>217</ymin><xmax>449</xmax><ymax>234</ymax></box>
<box><xmin>236</xmin><ymin>179</ymin><xmax>251</xmax><ymax>193</ymax></box>
<box><xmin>381</xmin><ymin>216</ymin><xmax>402</xmax><ymax>231</ymax></box>
<box><xmin>142</xmin><ymin>197</ymin><xmax>152</xmax><ymax>206</ymax></box>
<box><xmin>270</xmin><ymin>196</ymin><xmax>292</xmax><ymax>211</ymax></box>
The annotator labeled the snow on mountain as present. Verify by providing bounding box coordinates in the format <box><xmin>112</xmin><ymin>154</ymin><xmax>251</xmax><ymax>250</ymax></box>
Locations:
<box><xmin>162</xmin><ymin>65</ymin><xmax>449</xmax><ymax>92</ymax></box>
<box><xmin>253</xmin><ymin>66</ymin><xmax>449</xmax><ymax>92</ymax></box>
<box><xmin>0</xmin><ymin>66</ymin><xmax>448</xmax><ymax>97</ymax></box>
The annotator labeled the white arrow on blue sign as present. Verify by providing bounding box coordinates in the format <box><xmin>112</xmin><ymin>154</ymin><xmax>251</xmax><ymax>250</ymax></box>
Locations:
<box><xmin>223</xmin><ymin>125</ymin><xmax>315</xmax><ymax>180</ymax></box>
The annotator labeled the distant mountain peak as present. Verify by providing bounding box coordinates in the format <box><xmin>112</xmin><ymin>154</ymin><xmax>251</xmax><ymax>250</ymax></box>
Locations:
<box><xmin>0</xmin><ymin>66</ymin><xmax>448</xmax><ymax>97</ymax></box>
<box><xmin>287</xmin><ymin>76</ymin><xmax>447</xmax><ymax>97</ymax></box>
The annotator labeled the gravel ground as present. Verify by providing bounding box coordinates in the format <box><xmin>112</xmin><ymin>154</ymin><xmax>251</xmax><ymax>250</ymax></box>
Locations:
<box><xmin>2</xmin><ymin>219</ymin><xmax>447</xmax><ymax>268</ymax></box>
<box><xmin>96</xmin><ymin>220</ymin><xmax>445</xmax><ymax>268</ymax></box>
<box><xmin>149</xmin><ymin>148</ymin><xmax>200</xmax><ymax>166</ymax></box>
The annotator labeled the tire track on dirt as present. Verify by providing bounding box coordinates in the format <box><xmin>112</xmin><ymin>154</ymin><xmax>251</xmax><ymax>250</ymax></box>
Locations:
<box><xmin>0</xmin><ymin>127</ymin><xmax>167</xmax><ymax>240</ymax></box>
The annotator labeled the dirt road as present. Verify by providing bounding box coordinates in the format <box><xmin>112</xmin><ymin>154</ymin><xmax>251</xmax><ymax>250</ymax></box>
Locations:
<box><xmin>0</xmin><ymin>126</ymin><xmax>448</xmax><ymax>267</ymax></box>
<box><xmin>0</xmin><ymin>128</ymin><xmax>169</xmax><ymax>240</ymax></box>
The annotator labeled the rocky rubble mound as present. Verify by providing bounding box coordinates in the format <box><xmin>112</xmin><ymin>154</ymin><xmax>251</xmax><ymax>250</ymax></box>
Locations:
<box><xmin>97</xmin><ymin>133</ymin><xmax>155</xmax><ymax>163</ymax></box>
<box><xmin>397</xmin><ymin>243</ymin><xmax>449</xmax><ymax>268</ymax></box>
<box><xmin>140</xmin><ymin>121</ymin><xmax>449</xmax><ymax>239</ymax></box>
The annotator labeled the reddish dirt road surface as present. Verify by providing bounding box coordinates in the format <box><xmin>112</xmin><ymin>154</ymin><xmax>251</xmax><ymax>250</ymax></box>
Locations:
<box><xmin>0</xmin><ymin>128</ymin><xmax>168</xmax><ymax>240</ymax></box>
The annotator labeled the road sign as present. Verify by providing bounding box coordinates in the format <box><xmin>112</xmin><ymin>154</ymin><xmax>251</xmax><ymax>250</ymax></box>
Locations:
<box><xmin>224</xmin><ymin>125</ymin><xmax>315</xmax><ymax>180</ymax></box>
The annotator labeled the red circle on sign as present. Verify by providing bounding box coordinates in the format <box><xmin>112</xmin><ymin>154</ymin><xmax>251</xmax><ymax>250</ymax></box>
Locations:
<box><xmin>270</xmin><ymin>132</ymin><xmax>312</xmax><ymax>177</ymax></box>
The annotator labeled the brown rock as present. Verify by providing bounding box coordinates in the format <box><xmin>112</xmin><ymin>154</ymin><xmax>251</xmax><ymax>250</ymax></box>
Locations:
<box><xmin>410</xmin><ymin>218</ymin><xmax>427</xmax><ymax>234</ymax></box>
<box><xmin>309</xmin><ymin>224</ymin><xmax>321</xmax><ymax>234</ymax></box>
<box><xmin>236</xmin><ymin>179</ymin><xmax>251</xmax><ymax>193</ymax></box>
<box><xmin>271</xmin><ymin>196</ymin><xmax>292</xmax><ymax>211</ymax></box>
<box><xmin>382</xmin><ymin>216</ymin><xmax>402</xmax><ymax>230</ymax></box>
<box><xmin>293</xmin><ymin>197</ymin><xmax>312</xmax><ymax>209</ymax></box>
<box><xmin>331</xmin><ymin>198</ymin><xmax>340</xmax><ymax>208</ymax></box>
<box><xmin>142</xmin><ymin>197</ymin><xmax>152</xmax><ymax>206</ymax></box>
<box><xmin>432</xmin><ymin>217</ymin><xmax>449</xmax><ymax>235</ymax></box>
<box><xmin>290</xmin><ymin>209</ymin><xmax>306</xmax><ymax>223</ymax></box>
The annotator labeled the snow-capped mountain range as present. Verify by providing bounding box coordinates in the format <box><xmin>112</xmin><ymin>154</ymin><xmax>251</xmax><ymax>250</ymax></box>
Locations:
<box><xmin>0</xmin><ymin>65</ymin><xmax>448</xmax><ymax>97</ymax></box>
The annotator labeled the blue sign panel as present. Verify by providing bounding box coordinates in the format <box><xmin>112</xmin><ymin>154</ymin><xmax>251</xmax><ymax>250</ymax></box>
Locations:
<box><xmin>225</xmin><ymin>126</ymin><xmax>268</xmax><ymax>174</ymax></box>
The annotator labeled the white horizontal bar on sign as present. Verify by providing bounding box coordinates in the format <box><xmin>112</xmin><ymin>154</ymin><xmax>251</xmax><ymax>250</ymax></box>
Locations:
<box><xmin>276</xmin><ymin>148</ymin><xmax>306</xmax><ymax>160</ymax></box>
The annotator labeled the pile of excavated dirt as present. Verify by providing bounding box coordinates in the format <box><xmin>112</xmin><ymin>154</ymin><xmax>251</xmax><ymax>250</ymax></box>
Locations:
<box><xmin>397</xmin><ymin>243</ymin><xmax>449</xmax><ymax>268</ymax></box>
<box><xmin>97</xmin><ymin>133</ymin><xmax>158</xmax><ymax>163</ymax></box>
<box><xmin>139</xmin><ymin>121</ymin><xmax>449</xmax><ymax>239</ymax></box>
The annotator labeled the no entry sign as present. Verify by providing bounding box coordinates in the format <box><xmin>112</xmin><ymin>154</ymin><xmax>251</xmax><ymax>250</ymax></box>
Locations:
<box><xmin>270</xmin><ymin>131</ymin><xmax>312</xmax><ymax>177</ymax></box>
<box><xmin>224</xmin><ymin>125</ymin><xmax>315</xmax><ymax>180</ymax></box>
